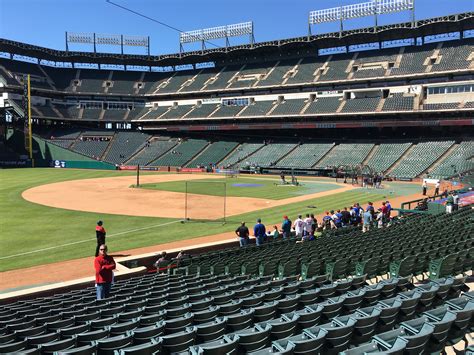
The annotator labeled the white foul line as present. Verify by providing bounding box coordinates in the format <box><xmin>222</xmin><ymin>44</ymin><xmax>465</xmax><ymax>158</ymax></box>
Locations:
<box><xmin>0</xmin><ymin>220</ymin><xmax>181</xmax><ymax>260</ymax></box>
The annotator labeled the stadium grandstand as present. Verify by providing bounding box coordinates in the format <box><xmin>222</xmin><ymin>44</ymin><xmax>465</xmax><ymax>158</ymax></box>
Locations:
<box><xmin>0</xmin><ymin>1</ymin><xmax>473</xmax><ymax>354</ymax></box>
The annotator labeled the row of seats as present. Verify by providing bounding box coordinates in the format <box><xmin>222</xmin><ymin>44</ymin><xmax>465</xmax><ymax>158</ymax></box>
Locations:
<box><xmin>1</xmin><ymin>39</ymin><xmax>471</xmax><ymax>95</ymax></box>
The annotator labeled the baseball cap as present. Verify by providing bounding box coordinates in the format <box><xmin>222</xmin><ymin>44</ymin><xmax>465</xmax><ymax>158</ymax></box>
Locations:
<box><xmin>283</xmin><ymin>215</ymin><xmax>288</xmax><ymax>219</ymax></box>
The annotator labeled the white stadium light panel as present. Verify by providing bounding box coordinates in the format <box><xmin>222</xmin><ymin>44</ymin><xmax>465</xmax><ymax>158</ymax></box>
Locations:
<box><xmin>68</xmin><ymin>32</ymin><xmax>94</xmax><ymax>44</ymax></box>
<box><xmin>180</xmin><ymin>21</ymin><xmax>253</xmax><ymax>44</ymax></box>
<box><xmin>96</xmin><ymin>34</ymin><xmax>121</xmax><ymax>45</ymax></box>
<box><xmin>202</xmin><ymin>26</ymin><xmax>227</xmax><ymax>41</ymax></box>
<box><xmin>123</xmin><ymin>36</ymin><xmax>149</xmax><ymax>47</ymax></box>
<box><xmin>309</xmin><ymin>0</ymin><xmax>413</xmax><ymax>25</ymax></box>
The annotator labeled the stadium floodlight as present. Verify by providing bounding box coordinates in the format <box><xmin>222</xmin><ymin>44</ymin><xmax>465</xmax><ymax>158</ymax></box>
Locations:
<box><xmin>342</xmin><ymin>1</ymin><xmax>376</xmax><ymax>20</ymax></box>
<box><xmin>308</xmin><ymin>0</ymin><xmax>415</xmax><ymax>35</ymax></box>
<box><xmin>180</xmin><ymin>21</ymin><xmax>254</xmax><ymax>53</ymax></box>
<box><xmin>226</xmin><ymin>22</ymin><xmax>253</xmax><ymax>37</ymax></box>
<box><xmin>202</xmin><ymin>26</ymin><xmax>227</xmax><ymax>41</ymax></box>
<box><xmin>96</xmin><ymin>34</ymin><xmax>122</xmax><ymax>46</ymax></box>
<box><xmin>376</xmin><ymin>0</ymin><xmax>414</xmax><ymax>14</ymax></box>
<box><xmin>123</xmin><ymin>35</ymin><xmax>149</xmax><ymax>47</ymax></box>
<box><xmin>180</xmin><ymin>29</ymin><xmax>204</xmax><ymax>44</ymax></box>
<box><xmin>309</xmin><ymin>7</ymin><xmax>341</xmax><ymax>24</ymax></box>
<box><xmin>66</xmin><ymin>31</ymin><xmax>150</xmax><ymax>55</ymax></box>
<box><xmin>67</xmin><ymin>32</ymin><xmax>94</xmax><ymax>44</ymax></box>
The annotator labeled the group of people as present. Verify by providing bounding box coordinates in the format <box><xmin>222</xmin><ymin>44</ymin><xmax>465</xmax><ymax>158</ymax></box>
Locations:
<box><xmin>235</xmin><ymin>200</ymin><xmax>393</xmax><ymax>247</ymax></box>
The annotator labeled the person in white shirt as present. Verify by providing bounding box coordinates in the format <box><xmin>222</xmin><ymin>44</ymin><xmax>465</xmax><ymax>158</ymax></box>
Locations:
<box><xmin>376</xmin><ymin>209</ymin><xmax>384</xmax><ymax>228</ymax></box>
<box><xmin>303</xmin><ymin>214</ymin><xmax>312</xmax><ymax>237</ymax></box>
<box><xmin>293</xmin><ymin>215</ymin><xmax>304</xmax><ymax>238</ymax></box>
<box><xmin>434</xmin><ymin>181</ymin><xmax>440</xmax><ymax>196</ymax></box>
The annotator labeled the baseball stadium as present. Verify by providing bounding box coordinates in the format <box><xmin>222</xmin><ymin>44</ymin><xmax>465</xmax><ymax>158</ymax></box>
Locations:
<box><xmin>0</xmin><ymin>0</ymin><xmax>473</xmax><ymax>353</ymax></box>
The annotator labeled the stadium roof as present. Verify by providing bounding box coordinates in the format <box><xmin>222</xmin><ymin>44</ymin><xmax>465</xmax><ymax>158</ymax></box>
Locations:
<box><xmin>0</xmin><ymin>12</ymin><xmax>472</xmax><ymax>67</ymax></box>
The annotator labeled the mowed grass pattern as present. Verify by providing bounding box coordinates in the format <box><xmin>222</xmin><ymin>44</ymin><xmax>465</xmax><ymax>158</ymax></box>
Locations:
<box><xmin>140</xmin><ymin>177</ymin><xmax>340</xmax><ymax>200</ymax></box>
<box><xmin>1</xmin><ymin>169</ymin><xmax>390</xmax><ymax>272</ymax></box>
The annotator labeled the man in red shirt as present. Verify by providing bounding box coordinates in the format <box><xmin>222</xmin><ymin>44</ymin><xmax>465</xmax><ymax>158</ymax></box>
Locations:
<box><xmin>94</xmin><ymin>244</ymin><xmax>115</xmax><ymax>300</ymax></box>
<box><xmin>95</xmin><ymin>220</ymin><xmax>106</xmax><ymax>257</ymax></box>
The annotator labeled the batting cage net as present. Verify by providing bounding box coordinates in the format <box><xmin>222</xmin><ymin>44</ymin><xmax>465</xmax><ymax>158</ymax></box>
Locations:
<box><xmin>184</xmin><ymin>181</ymin><xmax>227</xmax><ymax>223</ymax></box>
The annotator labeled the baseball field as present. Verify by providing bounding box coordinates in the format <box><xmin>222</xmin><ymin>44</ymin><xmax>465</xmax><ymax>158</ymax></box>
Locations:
<box><xmin>0</xmin><ymin>168</ymin><xmax>420</xmax><ymax>273</ymax></box>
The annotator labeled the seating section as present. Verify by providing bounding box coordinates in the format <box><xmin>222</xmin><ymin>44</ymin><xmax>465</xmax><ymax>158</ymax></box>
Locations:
<box><xmin>351</xmin><ymin>48</ymin><xmax>398</xmax><ymax>79</ymax></box>
<box><xmin>103</xmin><ymin>132</ymin><xmax>150</xmax><ymax>165</ymax></box>
<box><xmin>185</xmin><ymin>104</ymin><xmax>218</xmax><ymax>119</ymax></box>
<box><xmin>240</xmin><ymin>143</ymin><xmax>298</xmax><ymax>168</ymax></box>
<box><xmin>286</xmin><ymin>57</ymin><xmax>326</xmax><ymax>85</ymax></box>
<box><xmin>138</xmin><ymin>106</ymin><xmax>169</xmax><ymax>120</ymax></box>
<box><xmin>157</xmin><ymin>71</ymin><xmax>196</xmax><ymax>94</ymax></box>
<box><xmin>186</xmin><ymin>141</ymin><xmax>239</xmax><ymax>168</ymax></box>
<box><xmin>365</xmin><ymin>143</ymin><xmax>412</xmax><ymax>174</ymax></box>
<box><xmin>151</xmin><ymin>139</ymin><xmax>208</xmax><ymax>167</ymax></box>
<box><xmin>205</xmin><ymin>65</ymin><xmax>242</xmax><ymax>91</ymax></box>
<box><xmin>239</xmin><ymin>101</ymin><xmax>275</xmax><ymax>117</ymax></box>
<box><xmin>0</xmin><ymin>207</ymin><xmax>471</xmax><ymax>354</ymax></box>
<box><xmin>270</xmin><ymin>99</ymin><xmax>307</xmax><ymax>116</ymax></box>
<box><xmin>304</xmin><ymin>97</ymin><xmax>342</xmax><ymax>114</ymax></box>
<box><xmin>41</xmin><ymin>66</ymin><xmax>76</xmax><ymax>91</ymax></box>
<box><xmin>76</xmin><ymin>69</ymin><xmax>109</xmax><ymax>93</ymax></box>
<box><xmin>209</xmin><ymin>104</ymin><xmax>245</xmax><ymax>118</ymax></box>
<box><xmin>1</xmin><ymin>40</ymin><xmax>472</xmax><ymax>99</ymax></box>
<box><xmin>180</xmin><ymin>68</ymin><xmax>220</xmax><ymax>92</ymax></box>
<box><xmin>277</xmin><ymin>143</ymin><xmax>334</xmax><ymax>169</ymax></box>
<box><xmin>382</xmin><ymin>93</ymin><xmax>415</xmax><ymax>111</ymax></box>
<box><xmin>424</xmin><ymin>102</ymin><xmax>460</xmax><ymax>110</ymax></box>
<box><xmin>317</xmin><ymin>144</ymin><xmax>374</xmax><ymax>167</ymax></box>
<box><xmin>0</xmin><ymin>58</ymin><xmax>53</xmax><ymax>90</ymax></box>
<box><xmin>102</xmin><ymin>109</ymin><xmax>127</xmax><ymax>121</ymax></box>
<box><xmin>341</xmin><ymin>97</ymin><xmax>381</xmax><ymax>113</ymax></box>
<box><xmin>229</xmin><ymin>62</ymin><xmax>274</xmax><ymax>89</ymax></box>
<box><xmin>320</xmin><ymin>54</ymin><xmax>352</xmax><ymax>81</ymax></box>
<box><xmin>126</xmin><ymin>138</ymin><xmax>178</xmax><ymax>166</ymax></box>
<box><xmin>258</xmin><ymin>59</ymin><xmax>299</xmax><ymax>86</ymax></box>
<box><xmin>390</xmin><ymin>44</ymin><xmax>436</xmax><ymax>76</ymax></box>
<box><xmin>432</xmin><ymin>40</ymin><xmax>474</xmax><ymax>72</ymax></box>
<box><xmin>429</xmin><ymin>141</ymin><xmax>474</xmax><ymax>179</ymax></box>
<box><xmin>72</xmin><ymin>138</ymin><xmax>110</xmax><ymax>159</ymax></box>
<box><xmin>219</xmin><ymin>143</ymin><xmax>265</xmax><ymax>168</ymax></box>
<box><xmin>33</xmin><ymin>104</ymin><xmax>60</xmax><ymax>118</ymax></box>
<box><xmin>390</xmin><ymin>141</ymin><xmax>454</xmax><ymax>178</ymax></box>
<box><xmin>108</xmin><ymin>71</ymin><xmax>142</xmax><ymax>95</ymax></box>
<box><xmin>159</xmin><ymin>105</ymin><xmax>193</xmax><ymax>120</ymax></box>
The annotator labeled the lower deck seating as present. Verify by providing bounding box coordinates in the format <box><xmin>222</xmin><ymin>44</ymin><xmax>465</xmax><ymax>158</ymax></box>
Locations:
<box><xmin>0</xmin><ymin>208</ymin><xmax>471</xmax><ymax>354</ymax></box>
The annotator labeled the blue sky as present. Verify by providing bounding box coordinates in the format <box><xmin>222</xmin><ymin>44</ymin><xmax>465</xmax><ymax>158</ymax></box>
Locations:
<box><xmin>0</xmin><ymin>0</ymin><xmax>472</xmax><ymax>56</ymax></box>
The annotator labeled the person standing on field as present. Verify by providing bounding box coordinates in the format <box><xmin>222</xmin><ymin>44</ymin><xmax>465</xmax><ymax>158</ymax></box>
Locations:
<box><xmin>95</xmin><ymin>221</ymin><xmax>106</xmax><ymax>257</ymax></box>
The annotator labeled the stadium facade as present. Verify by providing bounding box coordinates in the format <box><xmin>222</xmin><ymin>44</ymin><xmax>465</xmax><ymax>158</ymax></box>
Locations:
<box><xmin>0</xmin><ymin>12</ymin><xmax>473</xmax><ymax>179</ymax></box>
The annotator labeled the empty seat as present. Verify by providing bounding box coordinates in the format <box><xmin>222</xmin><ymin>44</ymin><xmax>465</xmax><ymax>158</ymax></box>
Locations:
<box><xmin>132</xmin><ymin>321</ymin><xmax>165</xmax><ymax>344</ymax></box>
<box><xmin>226</xmin><ymin>308</ymin><xmax>255</xmax><ymax>332</ymax></box>
<box><xmin>261</xmin><ymin>313</ymin><xmax>299</xmax><ymax>340</ymax></box>
<box><xmin>95</xmin><ymin>334</ymin><xmax>133</xmax><ymax>355</ymax></box>
<box><xmin>195</xmin><ymin>317</ymin><xmax>228</xmax><ymax>343</ymax></box>
<box><xmin>115</xmin><ymin>338</ymin><xmax>162</xmax><ymax>354</ymax></box>
<box><xmin>229</xmin><ymin>323</ymin><xmax>272</xmax><ymax>353</ymax></box>
<box><xmin>161</xmin><ymin>327</ymin><xmax>197</xmax><ymax>353</ymax></box>
<box><xmin>76</xmin><ymin>328</ymin><xmax>109</xmax><ymax>346</ymax></box>
<box><xmin>189</xmin><ymin>334</ymin><xmax>239</xmax><ymax>355</ymax></box>
<box><xmin>39</xmin><ymin>337</ymin><xmax>76</xmax><ymax>354</ymax></box>
<box><xmin>350</xmin><ymin>306</ymin><xmax>382</xmax><ymax>345</ymax></box>
<box><xmin>275</xmin><ymin>327</ymin><xmax>328</xmax><ymax>354</ymax></box>
<box><xmin>164</xmin><ymin>312</ymin><xmax>193</xmax><ymax>334</ymax></box>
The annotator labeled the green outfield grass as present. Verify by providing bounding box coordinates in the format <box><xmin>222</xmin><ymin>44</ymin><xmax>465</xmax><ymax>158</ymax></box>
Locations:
<box><xmin>0</xmin><ymin>168</ymin><xmax>405</xmax><ymax>274</ymax></box>
<box><xmin>140</xmin><ymin>177</ymin><xmax>340</xmax><ymax>200</ymax></box>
